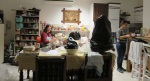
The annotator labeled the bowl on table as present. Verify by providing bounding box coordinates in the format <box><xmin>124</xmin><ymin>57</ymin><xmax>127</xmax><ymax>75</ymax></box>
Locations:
<box><xmin>65</xmin><ymin>49</ymin><xmax>78</xmax><ymax>55</ymax></box>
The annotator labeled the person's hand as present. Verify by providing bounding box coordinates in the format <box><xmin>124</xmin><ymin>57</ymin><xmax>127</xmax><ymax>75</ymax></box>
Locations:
<box><xmin>49</xmin><ymin>39</ymin><xmax>54</xmax><ymax>43</ymax></box>
<box><xmin>125</xmin><ymin>34</ymin><xmax>131</xmax><ymax>38</ymax></box>
<box><xmin>49</xmin><ymin>37</ymin><xmax>56</xmax><ymax>43</ymax></box>
<box><xmin>52</xmin><ymin>38</ymin><xmax>56</xmax><ymax>41</ymax></box>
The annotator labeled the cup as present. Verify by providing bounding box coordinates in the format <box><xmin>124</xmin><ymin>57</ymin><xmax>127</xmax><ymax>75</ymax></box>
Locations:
<box><xmin>136</xmin><ymin>34</ymin><xmax>141</xmax><ymax>37</ymax></box>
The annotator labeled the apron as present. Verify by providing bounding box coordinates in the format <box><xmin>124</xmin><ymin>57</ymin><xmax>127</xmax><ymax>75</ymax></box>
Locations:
<box><xmin>41</xmin><ymin>36</ymin><xmax>52</xmax><ymax>47</ymax></box>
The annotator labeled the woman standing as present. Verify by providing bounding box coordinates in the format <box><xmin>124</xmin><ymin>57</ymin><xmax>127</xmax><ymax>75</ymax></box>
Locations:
<box><xmin>116</xmin><ymin>20</ymin><xmax>131</xmax><ymax>73</ymax></box>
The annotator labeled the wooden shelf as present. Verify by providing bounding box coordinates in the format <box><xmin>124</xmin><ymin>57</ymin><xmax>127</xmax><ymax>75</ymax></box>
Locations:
<box><xmin>16</xmin><ymin>28</ymin><xmax>38</xmax><ymax>30</ymax></box>
<box><xmin>15</xmin><ymin>10</ymin><xmax>40</xmax><ymax>11</ymax></box>
<box><xmin>14</xmin><ymin>10</ymin><xmax>40</xmax><ymax>54</ymax></box>
<box><xmin>120</xmin><ymin>14</ymin><xmax>130</xmax><ymax>16</ymax></box>
<box><xmin>51</xmin><ymin>30</ymin><xmax>90</xmax><ymax>38</ymax></box>
<box><xmin>16</xmin><ymin>22</ymin><xmax>38</xmax><ymax>23</ymax></box>
<box><xmin>15</xmin><ymin>34</ymin><xmax>39</xmax><ymax>35</ymax></box>
<box><xmin>15</xmin><ymin>34</ymin><xmax>39</xmax><ymax>36</ymax></box>
<box><xmin>15</xmin><ymin>46</ymin><xmax>23</xmax><ymax>47</ymax></box>
<box><xmin>52</xmin><ymin>30</ymin><xmax>89</xmax><ymax>32</ymax></box>
<box><xmin>16</xmin><ymin>40</ymin><xmax>37</xmax><ymax>42</ymax></box>
<box><xmin>22</xmin><ymin>28</ymin><xmax>39</xmax><ymax>29</ymax></box>
<box><xmin>16</xmin><ymin>15</ymin><xmax>39</xmax><ymax>17</ymax></box>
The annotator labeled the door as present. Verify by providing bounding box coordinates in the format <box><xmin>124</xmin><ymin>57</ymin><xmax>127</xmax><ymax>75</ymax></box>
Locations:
<box><xmin>93</xmin><ymin>3</ymin><xmax>108</xmax><ymax>22</ymax></box>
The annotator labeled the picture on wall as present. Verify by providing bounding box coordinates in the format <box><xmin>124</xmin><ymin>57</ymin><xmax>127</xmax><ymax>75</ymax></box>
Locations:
<box><xmin>61</xmin><ymin>8</ymin><xmax>81</xmax><ymax>25</ymax></box>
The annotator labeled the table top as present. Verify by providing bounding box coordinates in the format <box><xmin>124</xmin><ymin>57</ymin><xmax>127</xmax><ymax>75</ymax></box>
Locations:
<box><xmin>20</xmin><ymin>47</ymin><xmax>86</xmax><ymax>58</ymax></box>
<box><xmin>136</xmin><ymin>36</ymin><xmax>150</xmax><ymax>42</ymax></box>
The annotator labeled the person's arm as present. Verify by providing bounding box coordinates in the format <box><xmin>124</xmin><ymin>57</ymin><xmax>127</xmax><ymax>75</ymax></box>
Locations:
<box><xmin>42</xmin><ymin>32</ymin><xmax>49</xmax><ymax>44</ymax></box>
<box><xmin>116</xmin><ymin>30</ymin><xmax>130</xmax><ymax>40</ymax></box>
<box><xmin>119</xmin><ymin>34</ymin><xmax>130</xmax><ymax>39</ymax></box>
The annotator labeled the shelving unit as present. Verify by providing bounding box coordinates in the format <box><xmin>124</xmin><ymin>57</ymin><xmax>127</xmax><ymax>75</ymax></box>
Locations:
<box><xmin>52</xmin><ymin>30</ymin><xmax>90</xmax><ymax>38</ymax></box>
<box><xmin>14</xmin><ymin>10</ymin><xmax>40</xmax><ymax>55</ymax></box>
<box><xmin>134</xmin><ymin>6</ymin><xmax>143</xmax><ymax>23</ymax></box>
<box><xmin>120</xmin><ymin>12</ymin><xmax>131</xmax><ymax>23</ymax></box>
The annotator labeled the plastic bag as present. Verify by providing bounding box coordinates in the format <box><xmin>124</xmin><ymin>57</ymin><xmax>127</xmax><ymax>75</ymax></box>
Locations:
<box><xmin>69</xmin><ymin>32</ymin><xmax>81</xmax><ymax>40</ymax></box>
<box><xmin>0</xmin><ymin>64</ymin><xmax>19</xmax><ymax>81</ymax></box>
<box><xmin>64</xmin><ymin>37</ymin><xmax>78</xmax><ymax>49</ymax></box>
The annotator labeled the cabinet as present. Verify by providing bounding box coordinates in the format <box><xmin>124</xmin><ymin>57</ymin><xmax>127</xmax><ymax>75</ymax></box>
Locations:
<box><xmin>0</xmin><ymin>24</ymin><xmax>4</xmax><ymax>63</ymax></box>
<box><xmin>14</xmin><ymin>10</ymin><xmax>40</xmax><ymax>55</ymax></box>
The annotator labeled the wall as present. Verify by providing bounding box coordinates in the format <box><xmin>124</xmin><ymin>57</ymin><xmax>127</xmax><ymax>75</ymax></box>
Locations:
<box><xmin>0</xmin><ymin>0</ymin><xmax>143</xmax><ymax>44</ymax></box>
<box><xmin>0</xmin><ymin>24</ymin><xmax>4</xmax><ymax>63</ymax></box>
<box><xmin>143</xmin><ymin>0</ymin><xmax>150</xmax><ymax>28</ymax></box>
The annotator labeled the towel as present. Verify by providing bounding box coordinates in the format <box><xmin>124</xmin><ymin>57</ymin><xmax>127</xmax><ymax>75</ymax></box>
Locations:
<box><xmin>128</xmin><ymin>41</ymin><xmax>136</xmax><ymax>62</ymax></box>
<box><xmin>18</xmin><ymin>54</ymin><xmax>37</xmax><ymax>71</ymax></box>
<box><xmin>66</xmin><ymin>54</ymin><xmax>85</xmax><ymax>70</ymax></box>
<box><xmin>128</xmin><ymin>41</ymin><xmax>143</xmax><ymax>64</ymax></box>
<box><xmin>134</xmin><ymin>42</ymin><xmax>143</xmax><ymax>64</ymax></box>
<box><xmin>85</xmin><ymin>51</ymin><xmax>104</xmax><ymax>76</ymax></box>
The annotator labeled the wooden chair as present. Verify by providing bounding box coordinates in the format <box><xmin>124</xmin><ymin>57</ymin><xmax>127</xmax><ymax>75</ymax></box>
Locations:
<box><xmin>66</xmin><ymin>54</ymin><xmax>86</xmax><ymax>81</ymax></box>
<box><xmin>131</xmin><ymin>42</ymin><xmax>143</xmax><ymax>81</ymax></box>
<box><xmin>36</xmin><ymin>56</ymin><xmax>66</xmax><ymax>81</ymax></box>
<box><xmin>18</xmin><ymin>54</ymin><xmax>37</xmax><ymax>81</ymax></box>
<box><xmin>84</xmin><ymin>53</ymin><xmax>113</xmax><ymax>81</ymax></box>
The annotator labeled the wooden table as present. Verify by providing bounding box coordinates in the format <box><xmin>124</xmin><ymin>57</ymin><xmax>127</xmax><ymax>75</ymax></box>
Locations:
<box><xmin>18</xmin><ymin>49</ymin><xmax>85</xmax><ymax>81</ymax></box>
<box><xmin>18</xmin><ymin>49</ymin><xmax>114</xmax><ymax>81</ymax></box>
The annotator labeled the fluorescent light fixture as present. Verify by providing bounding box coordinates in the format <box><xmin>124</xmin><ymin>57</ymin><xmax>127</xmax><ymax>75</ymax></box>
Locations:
<box><xmin>45</xmin><ymin>0</ymin><xmax>73</xmax><ymax>2</ymax></box>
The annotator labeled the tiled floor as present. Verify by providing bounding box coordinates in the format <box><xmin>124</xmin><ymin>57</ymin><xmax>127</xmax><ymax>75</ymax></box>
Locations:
<box><xmin>0</xmin><ymin>60</ymin><xmax>140</xmax><ymax>81</ymax></box>
<box><xmin>113</xmin><ymin>61</ymin><xmax>137</xmax><ymax>81</ymax></box>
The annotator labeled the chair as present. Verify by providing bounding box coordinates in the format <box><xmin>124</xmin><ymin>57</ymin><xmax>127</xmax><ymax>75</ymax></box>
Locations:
<box><xmin>84</xmin><ymin>53</ymin><xmax>113</xmax><ymax>81</ymax></box>
<box><xmin>36</xmin><ymin>56</ymin><xmax>66</xmax><ymax>81</ymax></box>
<box><xmin>130</xmin><ymin>41</ymin><xmax>143</xmax><ymax>81</ymax></box>
<box><xmin>18</xmin><ymin>53</ymin><xmax>37</xmax><ymax>81</ymax></box>
<box><xmin>142</xmin><ymin>44</ymin><xmax>150</xmax><ymax>81</ymax></box>
<box><xmin>66</xmin><ymin>53</ymin><xmax>86</xmax><ymax>81</ymax></box>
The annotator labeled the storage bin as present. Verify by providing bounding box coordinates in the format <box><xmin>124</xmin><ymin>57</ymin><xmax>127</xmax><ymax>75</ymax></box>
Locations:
<box><xmin>16</xmin><ymin>16</ymin><xmax>23</xmax><ymax>22</ymax></box>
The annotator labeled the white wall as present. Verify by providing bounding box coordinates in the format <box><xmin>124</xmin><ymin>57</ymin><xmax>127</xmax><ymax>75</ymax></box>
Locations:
<box><xmin>0</xmin><ymin>0</ymin><xmax>143</xmax><ymax>44</ymax></box>
<box><xmin>143</xmin><ymin>0</ymin><xmax>150</xmax><ymax>28</ymax></box>
<box><xmin>0</xmin><ymin>24</ymin><xmax>4</xmax><ymax>63</ymax></box>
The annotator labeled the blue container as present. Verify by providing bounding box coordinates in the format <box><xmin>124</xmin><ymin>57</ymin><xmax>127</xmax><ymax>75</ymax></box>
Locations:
<box><xmin>16</xmin><ymin>16</ymin><xmax>23</xmax><ymax>22</ymax></box>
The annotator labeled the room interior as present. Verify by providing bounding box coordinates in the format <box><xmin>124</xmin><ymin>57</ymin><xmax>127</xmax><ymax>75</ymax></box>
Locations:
<box><xmin>0</xmin><ymin>0</ymin><xmax>150</xmax><ymax>81</ymax></box>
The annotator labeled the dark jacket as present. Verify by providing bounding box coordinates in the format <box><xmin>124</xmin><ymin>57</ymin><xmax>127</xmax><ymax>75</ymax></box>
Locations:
<box><xmin>90</xmin><ymin>15</ymin><xmax>114</xmax><ymax>53</ymax></box>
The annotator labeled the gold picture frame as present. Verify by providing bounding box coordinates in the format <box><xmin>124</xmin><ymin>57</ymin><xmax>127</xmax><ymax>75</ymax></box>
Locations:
<box><xmin>61</xmin><ymin>8</ymin><xmax>81</xmax><ymax>25</ymax></box>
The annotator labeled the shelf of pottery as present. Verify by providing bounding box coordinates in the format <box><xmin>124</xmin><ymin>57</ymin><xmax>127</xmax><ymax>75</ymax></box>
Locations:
<box><xmin>14</xmin><ymin>10</ymin><xmax>40</xmax><ymax>54</ymax></box>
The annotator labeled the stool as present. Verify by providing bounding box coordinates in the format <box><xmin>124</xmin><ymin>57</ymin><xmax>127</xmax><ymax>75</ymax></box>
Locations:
<box><xmin>142</xmin><ymin>44</ymin><xmax>150</xmax><ymax>81</ymax></box>
<box><xmin>131</xmin><ymin>42</ymin><xmax>143</xmax><ymax>81</ymax></box>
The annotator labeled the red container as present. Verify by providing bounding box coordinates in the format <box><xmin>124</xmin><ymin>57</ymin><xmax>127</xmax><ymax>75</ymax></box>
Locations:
<box><xmin>36</xmin><ymin>36</ymin><xmax>41</xmax><ymax>43</ymax></box>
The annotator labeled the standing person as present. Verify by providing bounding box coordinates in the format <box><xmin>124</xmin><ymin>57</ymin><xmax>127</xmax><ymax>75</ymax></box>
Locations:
<box><xmin>41</xmin><ymin>24</ymin><xmax>55</xmax><ymax>47</ymax></box>
<box><xmin>116</xmin><ymin>20</ymin><xmax>131</xmax><ymax>73</ymax></box>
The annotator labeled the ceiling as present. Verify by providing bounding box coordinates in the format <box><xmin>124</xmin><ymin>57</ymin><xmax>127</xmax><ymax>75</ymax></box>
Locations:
<box><xmin>45</xmin><ymin>0</ymin><xmax>73</xmax><ymax>2</ymax></box>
